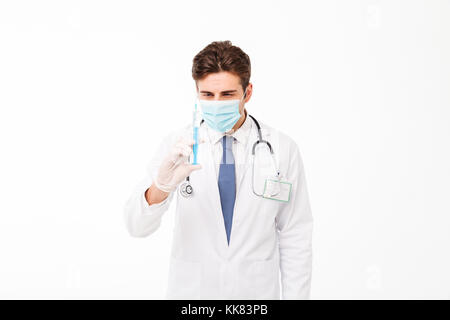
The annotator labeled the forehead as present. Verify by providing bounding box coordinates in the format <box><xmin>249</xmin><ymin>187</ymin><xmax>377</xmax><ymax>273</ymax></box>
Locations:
<box><xmin>197</xmin><ymin>71</ymin><xmax>241</xmax><ymax>91</ymax></box>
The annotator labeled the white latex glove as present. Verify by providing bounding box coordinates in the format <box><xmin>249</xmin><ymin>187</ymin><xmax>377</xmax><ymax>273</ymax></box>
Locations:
<box><xmin>154</xmin><ymin>137</ymin><xmax>202</xmax><ymax>193</ymax></box>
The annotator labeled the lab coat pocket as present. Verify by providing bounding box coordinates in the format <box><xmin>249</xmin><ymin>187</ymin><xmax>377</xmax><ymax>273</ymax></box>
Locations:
<box><xmin>253</xmin><ymin>258</ymin><xmax>280</xmax><ymax>299</ymax></box>
<box><xmin>166</xmin><ymin>257</ymin><xmax>202</xmax><ymax>299</ymax></box>
<box><xmin>238</xmin><ymin>258</ymin><xmax>280</xmax><ymax>299</ymax></box>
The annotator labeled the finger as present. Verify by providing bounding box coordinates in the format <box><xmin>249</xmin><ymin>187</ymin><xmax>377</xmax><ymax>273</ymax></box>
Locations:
<box><xmin>190</xmin><ymin>164</ymin><xmax>202</xmax><ymax>171</ymax></box>
<box><xmin>175</xmin><ymin>138</ymin><xmax>194</xmax><ymax>149</ymax></box>
<box><xmin>175</xmin><ymin>141</ymin><xmax>192</xmax><ymax>151</ymax></box>
<box><xmin>173</xmin><ymin>137</ymin><xmax>192</xmax><ymax>150</ymax></box>
<box><xmin>187</xmin><ymin>137</ymin><xmax>205</xmax><ymax>146</ymax></box>
<box><xmin>181</xmin><ymin>164</ymin><xmax>202</xmax><ymax>176</ymax></box>
<box><xmin>183</xmin><ymin>138</ymin><xmax>196</xmax><ymax>147</ymax></box>
<box><xmin>166</xmin><ymin>148</ymin><xmax>181</xmax><ymax>164</ymax></box>
<box><xmin>177</xmin><ymin>137</ymin><xmax>204</xmax><ymax>152</ymax></box>
<box><xmin>168</xmin><ymin>150</ymin><xmax>184</xmax><ymax>167</ymax></box>
<box><xmin>180</xmin><ymin>145</ymin><xmax>192</xmax><ymax>157</ymax></box>
<box><xmin>172</xmin><ymin>146</ymin><xmax>184</xmax><ymax>158</ymax></box>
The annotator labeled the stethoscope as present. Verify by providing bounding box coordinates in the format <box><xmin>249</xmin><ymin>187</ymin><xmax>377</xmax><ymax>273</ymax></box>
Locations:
<box><xmin>179</xmin><ymin>114</ymin><xmax>280</xmax><ymax>198</ymax></box>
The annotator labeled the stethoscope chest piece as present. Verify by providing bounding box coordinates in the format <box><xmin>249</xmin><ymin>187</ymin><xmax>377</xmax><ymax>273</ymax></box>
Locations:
<box><xmin>179</xmin><ymin>181</ymin><xmax>193</xmax><ymax>198</ymax></box>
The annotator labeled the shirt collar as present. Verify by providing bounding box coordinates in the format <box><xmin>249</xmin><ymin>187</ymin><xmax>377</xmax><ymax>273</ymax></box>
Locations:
<box><xmin>205</xmin><ymin>109</ymin><xmax>253</xmax><ymax>146</ymax></box>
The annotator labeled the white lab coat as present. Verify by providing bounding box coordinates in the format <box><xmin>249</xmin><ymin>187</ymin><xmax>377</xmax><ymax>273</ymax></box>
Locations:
<box><xmin>124</xmin><ymin>119</ymin><xmax>313</xmax><ymax>300</ymax></box>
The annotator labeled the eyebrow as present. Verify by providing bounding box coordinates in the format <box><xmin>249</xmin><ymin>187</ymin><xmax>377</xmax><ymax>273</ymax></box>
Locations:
<box><xmin>200</xmin><ymin>90</ymin><xmax>238</xmax><ymax>94</ymax></box>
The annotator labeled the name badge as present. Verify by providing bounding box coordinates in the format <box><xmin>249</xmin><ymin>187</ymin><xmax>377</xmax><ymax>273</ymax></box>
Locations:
<box><xmin>263</xmin><ymin>178</ymin><xmax>292</xmax><ymax>202</ymax></box>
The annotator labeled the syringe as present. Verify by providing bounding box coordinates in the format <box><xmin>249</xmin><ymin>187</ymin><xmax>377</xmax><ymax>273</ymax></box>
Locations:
<box><xmin>192</xmin><ymin>102</ymin><xmax>201</xmax><ymax>165</ymax></box>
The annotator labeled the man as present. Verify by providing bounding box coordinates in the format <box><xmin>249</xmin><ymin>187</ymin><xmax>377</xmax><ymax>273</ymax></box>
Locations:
<box><xmin>124</xmin><ymin>41</ymin><xmax>313</xmax><ymax>299</ymax></box>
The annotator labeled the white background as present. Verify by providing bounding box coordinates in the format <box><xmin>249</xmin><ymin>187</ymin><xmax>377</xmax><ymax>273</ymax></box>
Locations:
<box><xmin>0</xmin><ymin>0</ymin><xmax>449</xmax><ymax>299</ymax></box>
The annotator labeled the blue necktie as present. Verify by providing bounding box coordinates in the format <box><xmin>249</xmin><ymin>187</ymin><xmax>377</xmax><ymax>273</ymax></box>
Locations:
<box><xmin>218</xmin><ymin>135</ymin><xmax>236</xmax><ymax>246</ymax></box>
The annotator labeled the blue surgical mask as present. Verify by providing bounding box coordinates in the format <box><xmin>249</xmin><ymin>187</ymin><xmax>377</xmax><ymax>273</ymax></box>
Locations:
<box><xmin>199</xmin><ymin>90</ymin><xmax>247</xmax><ymax>133</ymax></box>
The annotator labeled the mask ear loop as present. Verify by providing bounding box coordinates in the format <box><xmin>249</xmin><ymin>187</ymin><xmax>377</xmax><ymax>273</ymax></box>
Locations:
<box><xmin>239</xmin><ymin>87</ymin><xmax>248</xmax><ymax>119</ymax></box>
<box><xmin>242</xmin><ymin>87</ymin><xmax>248</xmax><ymax>102</ymax></box>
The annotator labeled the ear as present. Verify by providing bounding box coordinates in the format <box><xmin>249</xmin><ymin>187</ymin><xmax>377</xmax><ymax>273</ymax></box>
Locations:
<box><xmin>244</xmin><ymin>83</ymin><xmax>253</xmax><ymax>102</ymax></box>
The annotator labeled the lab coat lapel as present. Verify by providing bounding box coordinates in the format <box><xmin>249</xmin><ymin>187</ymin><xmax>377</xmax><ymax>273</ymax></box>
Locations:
<box><xmin>235</xmin><ymin>127</ymin><xmax>271</xmax><ymax>198</ymax></box>
<box><xmin>233</xmin><ymin>126</ymin><xmax>271</xmax><ymax>226</ymax></box>
<box><xmin>201</xmin><ymin>137</ymin><xmax>231</xmax><ymax>249</ymax></box>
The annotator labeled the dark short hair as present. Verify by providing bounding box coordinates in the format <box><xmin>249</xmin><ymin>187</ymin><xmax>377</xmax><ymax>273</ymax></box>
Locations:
<box><xmin>192</xmin><ymin>40</ymin><xmax>251</xmax><ymax>93</ymax></box>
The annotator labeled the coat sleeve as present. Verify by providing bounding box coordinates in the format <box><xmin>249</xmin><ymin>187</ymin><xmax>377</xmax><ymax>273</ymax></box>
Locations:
<box><xmin>123</xmin><ymin>133</ymin><xmax>176</xmax><ymax>238</ymax></box>
<box><xmin>276</xmin><ymin>141</ymin><xmax>313</xmax><ymax>299</ymax></box>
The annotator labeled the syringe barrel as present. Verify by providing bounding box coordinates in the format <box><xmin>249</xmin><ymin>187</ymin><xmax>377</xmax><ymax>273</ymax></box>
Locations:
<box><xmin>192</xmin><ymin>109</ymin><xmax>201</xmax><ymax>165</ymax></box>
<box><xmin>192</xmin><ymin>126</ymin><xmax>199</xmax><ymax>165</ymax></box>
